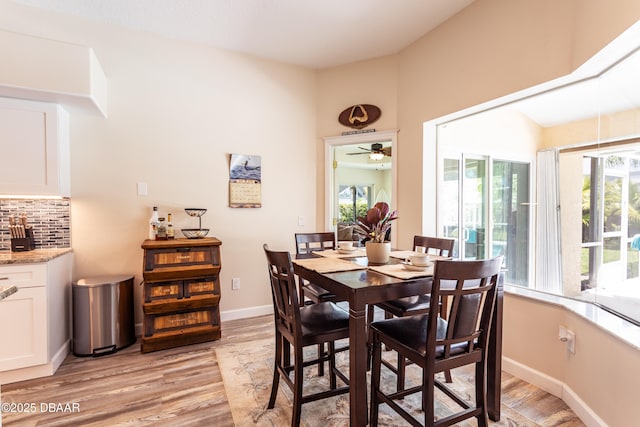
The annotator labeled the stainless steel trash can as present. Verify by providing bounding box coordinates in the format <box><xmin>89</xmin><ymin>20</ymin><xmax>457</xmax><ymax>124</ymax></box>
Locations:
<box><xmin>72</xmin><ymin>275</ymin><xmax>136</xmax><ymax>356</ymax></box>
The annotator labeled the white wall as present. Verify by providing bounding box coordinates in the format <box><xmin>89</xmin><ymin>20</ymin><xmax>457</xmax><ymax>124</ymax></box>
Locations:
<box><xmin>504</xmin><ymin>294</ymin><xmax>640</xmax><ymax>427</ymax></box>
<box><xmin>436</xmin><ymin>108</ymin><xmax>540</xmax><ymax>160</ymax></box>
<box><xmin>0</xmin><ymin>0</ymin><xmax>318</xmax><ymax>321</ymax></box>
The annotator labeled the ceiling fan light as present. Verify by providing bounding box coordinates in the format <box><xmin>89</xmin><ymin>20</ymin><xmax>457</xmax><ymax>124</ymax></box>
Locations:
<box><xmin>369</xmin><ymin>151</ymin><xmax>385</xmax><ymax>161</ymax></box>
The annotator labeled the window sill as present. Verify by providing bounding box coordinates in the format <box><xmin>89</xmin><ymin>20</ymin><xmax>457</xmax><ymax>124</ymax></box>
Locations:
<box><xmin>504</xmin><ymin>284</ymin><xmax>640</xmax><ymax>351</ymax></box>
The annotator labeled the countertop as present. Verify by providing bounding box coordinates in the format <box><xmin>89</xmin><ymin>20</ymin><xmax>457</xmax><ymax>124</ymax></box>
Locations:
<box><xmin>0</xmin><ymin>285</ymin><xmax>17</xmax><ymax>300</ymax></box>
<box><xmin>0</xmin><ymin>248</ymin><xmax>73</xmax><ymax>265</ymax></box>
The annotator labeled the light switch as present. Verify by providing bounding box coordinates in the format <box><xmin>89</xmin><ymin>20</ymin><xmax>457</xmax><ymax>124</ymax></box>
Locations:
<box><xmin>298</xmin><ymin>216</ymin><xmax>304</xmax><ymax>226</ymax></box>
<box><xmin>137</xmin><ymin>182</ymin><xmax>148</xmax><ymax>196</ymax></box>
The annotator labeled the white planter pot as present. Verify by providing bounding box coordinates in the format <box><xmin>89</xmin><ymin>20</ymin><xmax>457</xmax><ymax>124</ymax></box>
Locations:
<box><xmin>366</xmin><ymin>241</ymin><xmax>391</xmax><ymax>264</ymax></box>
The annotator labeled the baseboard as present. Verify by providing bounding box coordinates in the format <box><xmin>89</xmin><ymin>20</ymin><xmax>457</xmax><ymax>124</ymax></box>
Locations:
<box><xmin>221</xmin><ymin>304</ymin><xmax>272</xmax><ymax>322</ymax></box>
<box><xmin>561</xmin><ymin>384</ymin><xmax>609</xmax><ymax>427</ymax></box>
<box><xmin>502</xmin><ymin>357</ymin><xmax>564</xmax><ymax>397</ymax></box>
<box><xmin>503</xmin><ymin>357</ymin><xmax>608</xmax><ymax>427</ymax></box>
<box><xmin>50</xmin><ymin>339</ymin><xmax>70</xmax><ymax>373</ymax></box>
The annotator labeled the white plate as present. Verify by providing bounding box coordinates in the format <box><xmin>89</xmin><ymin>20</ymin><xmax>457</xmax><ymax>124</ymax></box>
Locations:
<box><xmin>401</xmin><ymin>262</ymin><xmax>431</xmax><ymax>271</ymax></box>
<box><xmin>337</xmin><ymin>247</ymin><xmax>358</xmax><ymax>254</ymax></box>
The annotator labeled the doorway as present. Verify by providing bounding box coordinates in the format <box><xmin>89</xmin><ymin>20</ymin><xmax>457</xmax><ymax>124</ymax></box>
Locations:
<box><xmin>324</xmin><ymin>130</ymin><xmax>398</xmax><ymax>247</ymax></box>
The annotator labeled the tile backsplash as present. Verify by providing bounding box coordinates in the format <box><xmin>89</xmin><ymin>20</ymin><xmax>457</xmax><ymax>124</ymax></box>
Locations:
<box><xmin>0</xmin><ymin>199</ymin><xmax>71</xmax><ymax>251</ymax></box>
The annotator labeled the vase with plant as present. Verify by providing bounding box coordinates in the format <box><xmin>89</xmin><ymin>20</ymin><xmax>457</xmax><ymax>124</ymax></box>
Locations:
<box><xmin>356</xmin><ymin>202</ymin><xmax>398</xmax><ymax>263</ymax></box>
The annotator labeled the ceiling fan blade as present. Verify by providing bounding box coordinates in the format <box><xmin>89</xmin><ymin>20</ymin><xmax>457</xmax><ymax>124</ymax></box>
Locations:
<box><xmin>346</xmin><ymin>151</ymin><xmax>370</xmax><ymax>155</ymax></box>
<box><xmin>381</xmin><ymin>147</ymin><xmax>392</xmax><ymax>156</ymax></box>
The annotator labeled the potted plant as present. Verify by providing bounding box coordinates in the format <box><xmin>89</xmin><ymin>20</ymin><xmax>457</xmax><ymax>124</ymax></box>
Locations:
<box><xmin>356</xmin><ymin>202</ymin><xmax>398</xmax><ymax>263</ymax></box>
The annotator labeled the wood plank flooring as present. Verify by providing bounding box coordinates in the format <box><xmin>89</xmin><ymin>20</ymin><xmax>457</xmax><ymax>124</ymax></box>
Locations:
<box><xmin>1</xmin><ymin>314</ymin><xmax>584</xmax><ymax>426</ymax></box>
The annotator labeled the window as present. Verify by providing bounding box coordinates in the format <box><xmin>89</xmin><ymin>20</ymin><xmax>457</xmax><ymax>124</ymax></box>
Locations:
<box><xmin>338</xmin><ymin>185</ymin><xmax>372</xmax><ymax>223</ymax></box>
<box><xmin>563</xmin><ymin>145</ymin><xmax>640</xmax><ymax>324</ymax></box>
<box><xmin>440</xmin><ymin>155</ymin><xmax>531</xmax><ymax>287</ymax></box>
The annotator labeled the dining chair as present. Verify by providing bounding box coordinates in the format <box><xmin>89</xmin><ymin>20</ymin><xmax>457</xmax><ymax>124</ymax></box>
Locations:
<box><xmin>369</xmin><ymin>257</ymin><xmax>502</xmax><ymax>427</ymax></box>
<box><xmin>263</xmin><ymin>244</ymin><xmax>350</xmax><ymax>427</ymax></box>
<box><xmin>294</xmin><ymin>232</ymin><xmax>342</xmax><ymax>305</ymax></box>
<box><xmin>367</xmin><ymin>235</ymin><xmax>455</xmax><ymax>390</ymax></box>
<box><xmin>295</xmin><ymin>232</ymin><xmax>347</xmax><ymax>376</ymax></box>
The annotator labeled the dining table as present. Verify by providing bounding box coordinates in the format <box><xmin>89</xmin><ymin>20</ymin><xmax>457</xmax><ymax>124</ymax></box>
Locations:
<box><xmin>293</xmin><ymin>249</ymin><xmax>503</xmax><ymax>427</ymax></box>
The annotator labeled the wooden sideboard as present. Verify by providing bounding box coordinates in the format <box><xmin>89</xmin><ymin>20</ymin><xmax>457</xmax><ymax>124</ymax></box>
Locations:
<box><xmin>140</xmin><ymin>238</ymin><xmax>222</xmax><ymax>353</ymax></box>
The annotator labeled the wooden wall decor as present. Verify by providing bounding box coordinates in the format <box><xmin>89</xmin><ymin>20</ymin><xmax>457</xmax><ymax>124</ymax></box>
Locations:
<box><xmin>338</xmin><ymin>104</ymin><xmax>381</xmax><ymax>129</ymax></box>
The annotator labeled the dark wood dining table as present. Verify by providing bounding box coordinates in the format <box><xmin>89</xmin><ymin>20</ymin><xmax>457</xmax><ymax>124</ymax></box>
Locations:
<box><xmin>293</xmin><ymin>252</ymin><xmax>503</xmax><ymax>427</ymax></box>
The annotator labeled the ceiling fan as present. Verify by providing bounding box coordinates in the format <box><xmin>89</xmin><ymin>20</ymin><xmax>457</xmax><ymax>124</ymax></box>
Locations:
<box><xmin>346</xmin><ymin>143</ymin><xmax>392</xmax><ymax>160</ymax></box>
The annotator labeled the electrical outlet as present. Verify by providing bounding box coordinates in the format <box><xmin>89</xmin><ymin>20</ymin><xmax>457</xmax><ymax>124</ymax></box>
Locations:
<box><xmin>232</xmin><ymin>277</ymin><xmax>240</xmax><ymax>290</ymax></box>
<box><xmin>559</xmin><ymin>325</ymin><xmax>576</xmax><ymax>354</ymax></box>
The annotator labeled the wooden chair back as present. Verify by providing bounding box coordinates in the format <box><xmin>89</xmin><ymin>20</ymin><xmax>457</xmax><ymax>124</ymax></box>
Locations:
<box><xmin>263</xmin><ymin>244</ymin><xmax>301</xmax><ymax>340</ymax></box>
<box><xmin>413</xmin><ymin>235</ymin><xmax>455</xmax><ymax>257</ymax></box>
<box><xmin>426</xmin><ymin>257</ymin><xmax>502</xmax><ymax>371</ymax></box>
<box><xmin>295</xmin><ymin>232</ymin><xmax>336</xmax><ymax>254</ymax></box>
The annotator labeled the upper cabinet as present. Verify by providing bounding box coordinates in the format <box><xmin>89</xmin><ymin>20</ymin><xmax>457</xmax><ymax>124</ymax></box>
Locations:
<box><xmin>0</xmin><ymin>97</ymin><xmax>70</xmax><ymax>197</ymax></box>
<box><xmin>0</xmin><ymin>30</ymin><xmax>107</xmax><ymax>117</ymax></box>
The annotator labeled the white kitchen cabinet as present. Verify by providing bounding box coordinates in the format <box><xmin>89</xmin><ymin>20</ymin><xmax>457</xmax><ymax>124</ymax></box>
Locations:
<box><xmin>0</xmin><ymin>97</ymin><xmax>70</xmax><ymax>197</ymax></box>
<box><xmin>0</xmin><ymin>252</ymin><xmax>73</xmax><ymax>384</ymax></box>
<box><xmin>0</xmin><ymin>286</ymin><xmax>47</xmax><ymax>371</ymax></box>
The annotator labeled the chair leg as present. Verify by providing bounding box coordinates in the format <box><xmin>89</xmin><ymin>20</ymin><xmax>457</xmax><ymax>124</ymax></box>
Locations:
<box><xmin>292</xmin><ymin>346</ymin><xmax>304</xmax><ymax>427</ymax></box>
<box><xmin>475</xmin><ymin>360</ymin><xmax>489</xmax><ymax>427</ymax></box>
<box><xmin>328</xmin><ymin>341</ymin><xmax>337</xmax><ymax>389</ymax></box>
<box><xmin>268</xmin><ymin>332</ymin><xmax>282</xmax><ymax>409</ymax></box>
<box><xmin>383</xmin><ymin>310</ymin><xmax>393</xmax><ymax>351</ymax></box>
<box><xmin>369</xmin><ymin>332</ymin><xmax>382</xmax><ymax>427</ymax></box>
<box><xmin>397</xmin><ymin>352</ymin><xmax>406</xmax><ymax>393</ymax></box>
<box><xmin>367</xmin><ymin>304</ymin><xmax>375</xmax><ymax>324</ymax></box>
<box><xmin>317</xmin><ymin>343</ymin><xmax>325</xmax><ymax>376</ymax></box>
<box><xmin>366</xmin><ymin>305</ymin><xmax>375</xmax><ymax>370</ymax></box>
<box><xmin>423</xmin><ymin>368</ymin><xmax>435</xmax><ymax>427</ymax></box>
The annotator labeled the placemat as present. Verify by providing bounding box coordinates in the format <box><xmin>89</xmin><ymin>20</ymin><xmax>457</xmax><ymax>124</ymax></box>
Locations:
<box><xmin>312</xmin><ymin>248</ymin><xmax>367</xmax><ymax>258</ymax></box>
<box><xmin>369</xmin><ymin>263</ymin><xmax>434</xmax><ymax>279</ymax></box>
<box><xmin>293</xmin><ymin>257</ymin><xmax>367</xmax><ymax>273</ymax></box>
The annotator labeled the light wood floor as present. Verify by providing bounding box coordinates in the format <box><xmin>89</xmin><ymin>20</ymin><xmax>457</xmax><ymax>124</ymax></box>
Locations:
<box><xmin>1</xmin><ymin>314</ymin><xmax>584</xmax><ymax>426</ymax></box>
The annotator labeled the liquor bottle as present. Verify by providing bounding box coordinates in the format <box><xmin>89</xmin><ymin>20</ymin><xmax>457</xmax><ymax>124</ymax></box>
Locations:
<box><xmin>156</xmin><ymin>217</ymin><xmax>167</xmax><ymax>240</ymax></box>
<box><xmin>148</xmin><ymin>206</ymin><xmax>159</xmax><ymax>240</ymax></box>
<box><xmin>167</xmin><ymin>213</ymin><xmax>175</xmax><ymax>240</ymax></box>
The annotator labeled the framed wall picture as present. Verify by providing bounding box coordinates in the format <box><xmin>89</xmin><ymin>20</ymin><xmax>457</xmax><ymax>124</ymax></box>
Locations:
<box><xmin>229</xmin><ymin>154</ymin><xmax>262</xmax><ymax>208</ymax></box>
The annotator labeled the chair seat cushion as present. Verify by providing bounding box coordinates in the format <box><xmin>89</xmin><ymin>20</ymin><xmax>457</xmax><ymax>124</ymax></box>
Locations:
<box><xmin>300</xmin><ymin>302</ymin><xmax>349</xmax><ymax>338</ymax></box>
<box><xmin>377</xmin><ymin>294</ymin><xmax>432</xmax><ymax>314</ymax></box>
<box><xmin>370</xmin><ymin>315</ymin><xmax>468</xmax><ymax>358</ymax></box>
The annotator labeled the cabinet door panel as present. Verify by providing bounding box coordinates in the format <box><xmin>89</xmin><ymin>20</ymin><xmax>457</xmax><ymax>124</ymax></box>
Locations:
<box><xmin>0</xmin><ymin>97</ymin><xmax>69</xmax><ymax>197</ymax></box>
<box><xmin>0</xmin><ymin>287</ymin><xmax>47</xmax><ymax>371</ymax></box>
<box><xmin>0</xmin><ymin>107</ymin><xmax>47</xmax><ymax>187</ymax></box>
<box><xmin>144</xmin><ymin>246</ymin><xmax>217</xmax><ymax>271</ymax></box>
<box><xmin>184</xmin><ymin>276</ymin><xmax>218</xmax><ymax>298</ymax></box>
<box><xmin>145</xmin><ymin>280</ymin><xmax>183</xmax><ymax>302</ymax></box>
